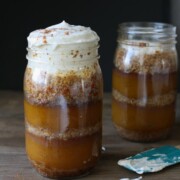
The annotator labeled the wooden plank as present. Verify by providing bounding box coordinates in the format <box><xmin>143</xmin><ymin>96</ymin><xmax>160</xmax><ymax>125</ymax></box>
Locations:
<box><xmin>0</xmin><ymin>91</ymin><xmax>180</xmax><ymax>179</ymax></box>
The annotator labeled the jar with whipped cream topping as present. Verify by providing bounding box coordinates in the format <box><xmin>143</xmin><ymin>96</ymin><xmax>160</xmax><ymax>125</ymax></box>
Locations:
<box><xmin>24</xmin><ymin>21</ymin><xmax>103</xmax><ymax>178</ymax></box>
<box><xmin>112</xmin><ymin>22</ymin><xmax>177</xmax><ymax>142</ymax></box>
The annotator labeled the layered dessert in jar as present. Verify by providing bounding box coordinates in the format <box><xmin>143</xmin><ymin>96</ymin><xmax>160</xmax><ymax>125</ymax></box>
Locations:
<box><xmin>24</xmin><ymin>21</ymin><xmax>103</xmax><ymax>178</ymax></box>
<box><xmin>112</xmin><ymin>22</ymin><xmax>177</xmax><ymax>142</ymax></box>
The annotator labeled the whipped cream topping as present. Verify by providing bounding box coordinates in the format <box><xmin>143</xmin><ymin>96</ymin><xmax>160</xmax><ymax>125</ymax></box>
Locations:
<box><xmin>27</xmin><ymin>21</ymin><xmax>99</xmax><ymax>51</ymax></box>
<box><xmin>26</xmin><ymin>21</ymin><xmax>100</xmax><ymax>73</ymax></box>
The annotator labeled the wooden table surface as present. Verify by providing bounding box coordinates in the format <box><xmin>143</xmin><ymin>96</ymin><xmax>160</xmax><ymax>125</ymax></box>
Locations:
<box><xmin>1</xmin><ymin>91</ymin><xmax>180</xmax><ymax>180</ymax></box>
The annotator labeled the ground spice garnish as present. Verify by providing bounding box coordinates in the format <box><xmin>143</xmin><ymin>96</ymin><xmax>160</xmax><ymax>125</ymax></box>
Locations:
<box><xmin>43</xmin><ymin>36</ymin><xmax>47</xmax><ymax>44</ymax></box>
<box><xmin>64</xmin><ymin>31</ymin><xmax>69</xmax><ymax>35</ymax></box>
<box><xmin>32</xmin><ymin>53</ymin><xmax>37</xmax><ymax>57</ymax></box>
<box><xmin>44</xmin><ymin>29</ymin><xmax>52</xmax><ymax>34</ymax></box>
<box><xmin>72</xmin><ymin>50</ymin><xmax>79</xmax><ymax>58</ymax></box>
<box><xmin>139</xmin><ymin>42</ymin><xmax>147</xmax><ymax>47</ymax></box>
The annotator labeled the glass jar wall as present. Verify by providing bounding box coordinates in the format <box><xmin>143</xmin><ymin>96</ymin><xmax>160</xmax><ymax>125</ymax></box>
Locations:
<box><xmin>112</xmin><ymin>22</ymin><xmax>178</xmax><ymax>142</ymax></box>
<box><xmin>24</xmin><ymin>21</ymin><xmax>103</xmax><ymax>179</ymax></box>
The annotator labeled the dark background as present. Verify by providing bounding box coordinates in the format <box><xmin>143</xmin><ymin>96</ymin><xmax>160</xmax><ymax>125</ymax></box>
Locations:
<box><xmin>2</xmin><ymin>0</ymin><xmax>179</xmax><ymax>92</ymax></box>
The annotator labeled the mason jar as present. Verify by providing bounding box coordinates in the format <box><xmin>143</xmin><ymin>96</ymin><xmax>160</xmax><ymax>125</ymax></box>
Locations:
<box><xmin>112</xmin><ymin>22</ymin><xmax>177</xmax><ymax>142</ymax></box>
<box><xmin>24</xmin><ymin>21</ymin><xmax>103</xmax><ymax>178</ymax></box>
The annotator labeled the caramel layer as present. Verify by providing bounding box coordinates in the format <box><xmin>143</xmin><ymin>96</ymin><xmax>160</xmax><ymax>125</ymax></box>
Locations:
<box><xmin>112</xmin><ymin>68</ymin><xmax>177</xmax><ymax>99</ymax></box>
<box><xmin>26</xmin><ymin>131</ymin><xmax>101</xmax><ymax>172</ymax></box>
<box><xmin>114</xmin><ymin>125</ymin><xmax>171</xmax><ymax>142</ymax></box>
<box><xmin>112</xmin><ymin>98</ymin><xmax>175</xmax><ymax>132</ymax></box>
<box><xmin>24</xmin><ymin>99</ymin><xmax>102</xmax><ymax>134</ymax></box>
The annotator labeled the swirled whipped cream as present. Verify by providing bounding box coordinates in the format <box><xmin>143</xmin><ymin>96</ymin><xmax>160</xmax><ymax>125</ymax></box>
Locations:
<box><xmin>26</xmin><ymin>21</ymin><xmax>100</xmax><ymax>72</ymax></box>
<box><xmin>27</xmin><ymin>21</ymin><xmax>99</xmax><ymax>51</ymax></box>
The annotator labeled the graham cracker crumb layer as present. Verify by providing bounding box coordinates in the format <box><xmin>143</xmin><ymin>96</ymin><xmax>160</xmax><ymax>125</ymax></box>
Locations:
<box><xmin>113</xmin><ymin>89</ymin><xmax>176</xmax><ymax>107</ymax></box>
<box><xmin>26</xmin><ymin>122</ymin><xmax>101</xmax><ymax>141</ymax></box>
<box><xmin>114</xmin><ymin>48</ymin><xmax>177</xmax><ymax>73</ymax></box>
<box><xmin>24</xmin><ymin>67</ymin><xmax>103</xmax><ymax>105</ymax></box>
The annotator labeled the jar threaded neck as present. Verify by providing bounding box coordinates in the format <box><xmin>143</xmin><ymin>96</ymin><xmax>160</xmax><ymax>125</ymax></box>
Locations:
<box><xmin>118</xmin><ymin>22</ymin><xmax>177</xmax><ymax>45</ymax></box>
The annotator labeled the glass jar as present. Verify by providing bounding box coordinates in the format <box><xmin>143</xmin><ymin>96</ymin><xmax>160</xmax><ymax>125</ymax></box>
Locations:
<box><xmin>24</xmin><ymin>22</ymin><xmax>103</xmax><ymax>179</ymax></box>
<box><xmin>112</xmin><ymin>22</ymin><xmax>177</xmax><ymax>142</ymax></box>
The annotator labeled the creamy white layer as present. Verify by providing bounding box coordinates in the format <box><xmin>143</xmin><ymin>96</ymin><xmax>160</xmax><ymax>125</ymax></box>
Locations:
<box><xmin>119</xmin><ymin>40</ymin><xmax>175</xmax><ymax>56</ymax></box>
<box><xmin>26</xmin><ymin>21</ymin><xmax>100</xmax><ymax>72</ymax></box>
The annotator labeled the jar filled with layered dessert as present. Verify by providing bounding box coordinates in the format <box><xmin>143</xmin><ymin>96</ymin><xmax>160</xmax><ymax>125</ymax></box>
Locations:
<box><xmin>112</xmin><ymin>22</ymin><xmax>177</xmax><ymax>142</ymax></box>
<box><xmin>24</xmin><ymin>21</ymin><xmax>103</xmax><ymax>178</ymax></box>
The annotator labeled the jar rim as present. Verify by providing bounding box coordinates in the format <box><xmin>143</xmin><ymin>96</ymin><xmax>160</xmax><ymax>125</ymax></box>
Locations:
<box><xmin>117</xmin><ymin>22</ymin><xmax>177</xmax><ymax>45</ymax></box>
<box><xmin>118</xmin><ymin>22</ymin><xmax>176</xmax><ymax>35</ymax></box>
